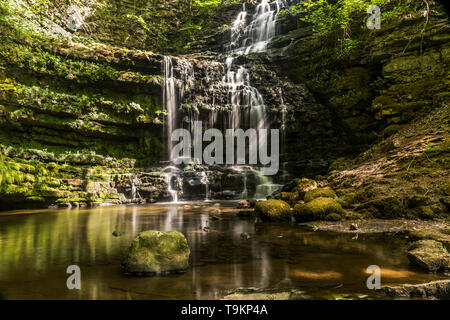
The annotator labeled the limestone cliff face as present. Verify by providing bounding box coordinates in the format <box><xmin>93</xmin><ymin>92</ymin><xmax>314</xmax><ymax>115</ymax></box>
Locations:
<box><xmin>0</xmin><ymin>1</ymin><xmax>168</xmax><ymax>209</ymax></box>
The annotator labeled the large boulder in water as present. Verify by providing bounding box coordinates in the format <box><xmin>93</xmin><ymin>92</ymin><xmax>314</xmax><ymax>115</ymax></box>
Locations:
<box><xmin>407</xmin><ymin>240</ymin><xmax>450</xmax><ymax>273</ymax></box>
<box><xmin>254</xmin><ymin>199</ymin><xmax>291</xmax><ymax>221</ymax></box>
<box><xmin>122</xmin><ymin>230</ymin><xmax>190</xmax><ymax>275</ymax></box>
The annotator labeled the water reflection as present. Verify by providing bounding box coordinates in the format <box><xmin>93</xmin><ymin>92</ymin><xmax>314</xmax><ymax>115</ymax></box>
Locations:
<box><xmin>0</xmin><ymin>203</ymin><xmax>446</xmax><ymax>300</ymax></box>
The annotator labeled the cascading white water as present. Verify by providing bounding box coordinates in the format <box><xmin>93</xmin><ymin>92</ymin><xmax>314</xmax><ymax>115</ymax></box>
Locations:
<box><xmin>131</xmin><ymin>178</ymin><xmax>137</xmax><ymax>201</ymax></box>
<box><xmin>159</xmin><ymin>1</ymin><xmax>289</xmax><ymax>201</ymax></box>
<box><xmin>223</xmin><ymin>0</ymin><xmax>287</xmax><ymax>199</ymax></box>
<box><xmin>163</xmin><ymin>56</ymin><xmax>177</xmax><ymax>161</ymax></box>
<box><xmin>163</xmin><ymin>166</ymin><xmax>181</xmax><ymax>203</ymax></box>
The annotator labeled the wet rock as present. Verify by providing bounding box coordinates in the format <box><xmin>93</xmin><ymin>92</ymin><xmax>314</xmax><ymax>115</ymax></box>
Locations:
<box><xmin>304</xmin><ymin>187</ymin><xmax>336</xmax><ymax>202</ymax></box>
<box><xmin>407</xmin><ymin>240</ymin><xmax>450</xmax><ymax>272</ymax></box>
<box><xmin>349</xmin><ymin>223</ymin><xmax>359</xmax><ymax>231</ymax></box>
<box><xmin>122</xmin><ymin>230</ymin><xmax>190</xmax><ymax>275</ymax></box>
<box><xmin>222</xmin><ymin>288</ymin><xmax>291</xmax><ymax>300</ymax></box>
<box><xmin>379</xmin><ymin>280</ymin><xmax>450</xmax><ymax>299</ymax></box>
<box><xmin>407</xmin><ymin>228</ymin><xmax>450</xmax><ymax>250</ymax></box>
<box><xmin>254</xmin><ymin>199</ymin><xmax>291</xmax><ymax>221</ymax></box>
<box><xmin>294</xmin><ymin>197</ymin><xmax>343</xmax><ymax>222</ymax></box>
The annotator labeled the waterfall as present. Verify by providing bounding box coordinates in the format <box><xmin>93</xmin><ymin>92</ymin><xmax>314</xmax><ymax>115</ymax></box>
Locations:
<box><xmin>221</xmin><ymin>0</ymin><xmax>287</xmax><ymax>199</ymax></box>
<box><xmin>163</xmin><ymin>166</ymin><xmax>180</xmax><ymax>203</ymax></box>
<box><xmin>229</xmin><ymin>0</ymin><xmax>287</xmax><ymax>55</ymax></box>
<box><xmin>200</xmin><ymin>171</ymin><xmax>210</xmax><ymax>200</ymax></box>
<box><xmin>159</xmin><ymin>1</ymin><xmax>289</xmax><ymax>201</ymax></box>
<box><xmin>163</xmin><ymin>56</ymin><xmax>177</xmax><ymax>161</ymax></box>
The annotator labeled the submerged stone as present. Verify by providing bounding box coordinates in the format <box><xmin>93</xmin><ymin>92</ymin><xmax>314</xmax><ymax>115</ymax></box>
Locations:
<box><xmin>122</xmin><ymin>230</ymin><xmax>190</xmax><ymax>275</ymax></box>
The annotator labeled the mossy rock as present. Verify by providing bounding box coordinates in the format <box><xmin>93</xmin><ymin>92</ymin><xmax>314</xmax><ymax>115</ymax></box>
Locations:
<box><xmin>410</xmin><ymin>206</ymin><xmax>435</xmax><ymax>220</ymax></box>
<box><xmin>304</xmin><ymin>187</ymin><xmax>336</xmax><ymax>202</ymax></box>
<box><xmin>356</xmin><ymin>196</ymin><xmax>404</xmax><ymax>219</ymax></box>
<box><xmin>122</xmin><ymin>230</ymin><xmax>190</xmax><ymax>275</ymax></box>
<box><xmin>408</xmin><ymin>228</ymin><xmax>450</xmax><ymax>251</ymax></box>
<box><xmin>407</xmin><ymin>240</ymin><xmax>450</xmax><ymax>273</ymax></box>
<box><xmin>276</xmin><ymin>192</ymin><xmax>299</xmax><ymax>207</ymax></box>
<box><xmin>443</xmin><ymin>182</ymin><xmax>450</xmax><ymax>196</ymax></box>
<box><xmin>294</xmin><ymin>197</ymin><xmax>343</xmax><ymax>222</ymax></box>
<box><xmin>294</xmin><ymin>178</ymin><xmax>317</xmax><ymax>198</ymax></box>
<box><xmin>254</xmin><ymin>199</ymin><xmax>291</xmax><ymax>221</ymax></box>
<box><xmin>325</xmin><ymin>213</ymin><xmax>342</xmax><ymax>221</ymax></box>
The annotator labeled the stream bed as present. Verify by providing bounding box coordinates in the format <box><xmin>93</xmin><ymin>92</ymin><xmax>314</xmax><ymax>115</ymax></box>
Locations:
<box><xmin>0</xmin><ymin>202</ymin><xmax>446</xmax><ymax>300</ymax></box>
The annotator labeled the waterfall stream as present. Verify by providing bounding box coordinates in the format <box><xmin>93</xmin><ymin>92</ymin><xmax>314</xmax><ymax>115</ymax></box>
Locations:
<box><xmin>223</xmin><ymin>0</ymin><xmax>286</xmax><ymax>198</ymax></box>
<box><xmin>161</xmin><ymin>0</ymin><xmax>289</xmax><ymax>201</ymax></box>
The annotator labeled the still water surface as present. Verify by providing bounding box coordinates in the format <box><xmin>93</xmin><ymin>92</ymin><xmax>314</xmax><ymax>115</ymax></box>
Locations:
<box><xmin>0</xmin><ymin>202</ymin><xmax>445</xmax><ymax>299</ymax></box>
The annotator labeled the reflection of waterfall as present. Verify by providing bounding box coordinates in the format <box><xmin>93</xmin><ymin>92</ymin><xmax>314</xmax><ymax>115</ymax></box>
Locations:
<box><xmin>164</xmin><ymin>206</ymin><xmax>178</xmax><ymax>231</ymax></box>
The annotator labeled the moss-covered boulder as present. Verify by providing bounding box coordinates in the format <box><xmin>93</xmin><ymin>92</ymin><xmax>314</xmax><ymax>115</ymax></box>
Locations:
<box><xmin>122</xmin><ymin>230</ymin><xmax>190</xmax><ymax>275</ymax></box>
<box><xmin>295</xmin><ymin>178</ymin><xmax>317</xmax><ymax>197</ymax></box>
<box><xmin>410</xmin><ymin>206</ymin><xmax>435</xmax><ymax>220</ymax></box>
<box><xmin>254</xmin><ymin>199</ymin><xmax>291</xmax><ymax>221</ymax></box>
<box><xmin>304</xmin><ymin>187</ymin><xmax>336</xmax><ymax>202</ymax></box>
<box><xmin>294</xmin><ymin>197</ymin><xmax>343</xmax><ymax>222</ymax></box>
<box><xmin>356</xmin><ymin>196</ymin><xmax>404</xmax><ymax>218</ymax></box>
<box><xmin>407</xmin><ymin>240</ymin><xmax>450</xmax><ymax>273</ymax></box>
<box><xmin>272</xmin><ymin>192</ymin><xmax>299</xmax><ymax>206</ymax></box>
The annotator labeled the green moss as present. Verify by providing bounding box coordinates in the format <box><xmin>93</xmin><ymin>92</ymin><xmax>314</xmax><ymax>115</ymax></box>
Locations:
<box><xmin>122</xmin><ymin>230</ymin><xmax>190</xmax><ymax>275</ymax></box>
<box><xmin>304</xmin><ymin>187</ymin><xmax>336</xmax><ymax>202</ymax></box>
<box><xmin>325</xmin><ymin>212</ymin><xmax>342</xmax><ymax>221</ymax></box>
<box><xmin>356</xmin><ymin>196</ymin><xmax>404</xmax><ymax>219</ymax></box>
<box><xmin>254</xmin><ymin>199</ymin><xmax>292</xmax><ymax>221</ymax></box>
<box><xmin>294</xmin><ymin>197</ymin><xmax>343</xmax><ymax>222</ymax></box>
<box><xmin>272</xmin><ymin>192</ymin><xmax>299</xmax><ymax>207</ymax></box>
